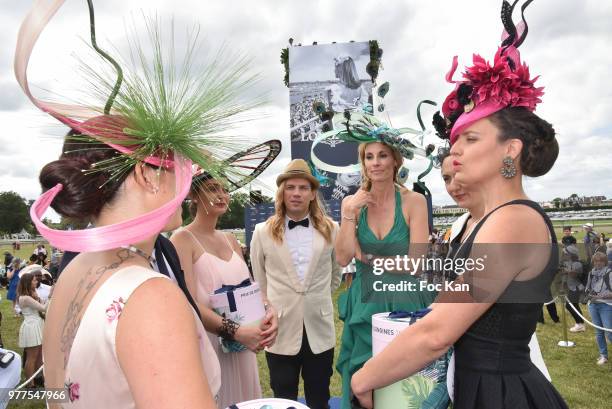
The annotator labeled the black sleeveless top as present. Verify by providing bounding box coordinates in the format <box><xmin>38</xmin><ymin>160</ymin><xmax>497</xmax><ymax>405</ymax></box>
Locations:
<box><xmin>450</xmin><ymin>200</ymin><xmax>568</xmax><ymax>409</ymax></box>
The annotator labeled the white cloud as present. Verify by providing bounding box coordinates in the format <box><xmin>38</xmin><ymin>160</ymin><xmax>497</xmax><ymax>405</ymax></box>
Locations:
<box><xmin>0</xmin><ymin>0</ymin><xmax>610</xmax><ymax>206</ymax></box>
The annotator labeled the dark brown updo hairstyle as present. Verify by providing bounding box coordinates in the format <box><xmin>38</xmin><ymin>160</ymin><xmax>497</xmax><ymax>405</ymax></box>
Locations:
<box><xmin>488</xmin><ymin>107</ymin><xmax>558</xmax><ymax>177</ymax></box>
<box><xmin>38</xmin><ymin>130</ymin><xmax>129</xmax><ymax>221</ymax></box>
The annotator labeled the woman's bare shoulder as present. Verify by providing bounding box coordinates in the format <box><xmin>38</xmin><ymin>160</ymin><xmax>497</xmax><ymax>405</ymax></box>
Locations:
<box><xmin>476</xmin><ymin>204</ymin><xmax>549</xmax><ymax>244</ymax></box>
<box><xmin>223</xmin><ymin>231</ymin><xmax>241</xmax><ymax>249</ymax></box>
<box><xmin>170</xmin><ymin>228</ymin><xmax>195</xmax><ymax>246</ymax></box>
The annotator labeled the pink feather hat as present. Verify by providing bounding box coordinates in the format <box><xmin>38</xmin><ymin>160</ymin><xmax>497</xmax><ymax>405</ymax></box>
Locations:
<box><xmin>432</xmin><ymin>0</ymin><xmax>545</xmax><ymax>145</ymax></box>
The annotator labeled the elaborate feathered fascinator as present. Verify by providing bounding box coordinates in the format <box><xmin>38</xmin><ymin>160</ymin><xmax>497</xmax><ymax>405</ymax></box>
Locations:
<box><xmin>310</xmin><ymin>100</ymin><xmax>437</xmax><ymax>178</ymax></box>
<box><xmin>312</xmin><ymin>91</ymin><xmax>438</xmax><ymax>231</ymax></box>
<box><xmin>15</xmin><ymin>0</ymin><xmax>269</xmax><ymax>251</ymax></box>
<box><xmin>433</xmin><ymin>0</ymin><xmax>544</xmax><ymax>145</ymax></box>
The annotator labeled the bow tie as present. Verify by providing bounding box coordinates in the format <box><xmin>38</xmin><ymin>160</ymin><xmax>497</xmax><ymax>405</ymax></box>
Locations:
<box><xmin>288</xmin><ymin>218</ymin><xmax>309</xmax><ymax>229</ymax></box>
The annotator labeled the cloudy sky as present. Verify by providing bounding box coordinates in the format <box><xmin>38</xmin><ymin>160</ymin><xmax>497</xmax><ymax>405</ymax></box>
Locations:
<box><xmin>1</xmin><ymin>0</ymin><xmax>611</xmax><ymax>209</ymax></box>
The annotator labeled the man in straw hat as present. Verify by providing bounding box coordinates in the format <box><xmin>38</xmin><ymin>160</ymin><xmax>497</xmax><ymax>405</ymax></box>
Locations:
<box><xmin>250</xmin><ymin>159</ymin><xmax>341</xmax><ymax>409</ymax></box>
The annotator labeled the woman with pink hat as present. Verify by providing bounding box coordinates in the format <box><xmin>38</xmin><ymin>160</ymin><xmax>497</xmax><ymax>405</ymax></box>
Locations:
<box><xmin>351</xmin><ymin>2</ymin><xmax>568</xmax><ymax>408</ymax></box>
<box><xmin>14</xmin><ymin>0</ymin><xmax>262</xmax><ymax>406</ymax></box>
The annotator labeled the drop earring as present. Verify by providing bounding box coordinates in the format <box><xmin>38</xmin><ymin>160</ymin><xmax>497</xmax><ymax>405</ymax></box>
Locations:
<box><xmin>500</xmin><ymin>156</ymin><xmax>517</xmax><ymax>178</ymax></box>
<box><xmin>148</xmin><ymin>181</ymin><xmax>160</xmax><ymax>194</ymax></box>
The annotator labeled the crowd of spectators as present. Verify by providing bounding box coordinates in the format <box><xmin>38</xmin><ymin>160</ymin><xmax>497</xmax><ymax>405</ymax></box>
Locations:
<box><xmin>1</xmin><ymin>243</ymin><xmax>60</xmax><ymax>386</ymax></box>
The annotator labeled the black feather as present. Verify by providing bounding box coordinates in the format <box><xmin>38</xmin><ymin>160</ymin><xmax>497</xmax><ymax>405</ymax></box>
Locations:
<box><xmin>514</xmin><ymin>0</ymin><xmax>534</xmax><ymax>48</ymax></box>
<box><xmin>432</xmin><ymin>111</ymin><xmax>449</xmax><ymax>140</ymax></box>
<box><xmin>457</xmin><ymin>84</ymin><xmax>473</xmax><ymax>106</ymax></box>
<box><xmin>500</xmin><ymin>1</ymin><xmax>517</xmax><ymax>47</ymax></box>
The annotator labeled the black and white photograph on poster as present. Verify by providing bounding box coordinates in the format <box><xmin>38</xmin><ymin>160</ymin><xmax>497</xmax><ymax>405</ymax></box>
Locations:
<box><xmin>288</xmin><ymin>41</ymin><xmax>374</xmax><ymax>201</ymax></box>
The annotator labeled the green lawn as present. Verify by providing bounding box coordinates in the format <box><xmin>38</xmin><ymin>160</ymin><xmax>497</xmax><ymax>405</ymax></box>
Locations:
<box><xmin>1</xmin><ymin>243</ymin><xmax>39</xmax><ymax>264</ymax></box>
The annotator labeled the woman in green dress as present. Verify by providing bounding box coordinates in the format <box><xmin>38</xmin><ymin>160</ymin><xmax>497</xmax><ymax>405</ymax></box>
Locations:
<box><xmin>336</xmin><ymin>140</ymin><xmax>437</xmax><ymax>408</ymax></box>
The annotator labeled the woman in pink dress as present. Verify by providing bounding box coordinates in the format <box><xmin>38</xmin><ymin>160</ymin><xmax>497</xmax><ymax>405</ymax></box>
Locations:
<box><xmin>172</xmin><ymin>174</ymin><xmax>279</xmax><ymax>408</ymax></box>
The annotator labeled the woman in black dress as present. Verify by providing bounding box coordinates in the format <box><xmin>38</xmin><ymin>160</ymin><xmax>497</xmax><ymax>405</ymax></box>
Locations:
<box><xmin>350</xmin><ymin>2</ymin><xmax>568</xmax><ymax>408</ymax></box>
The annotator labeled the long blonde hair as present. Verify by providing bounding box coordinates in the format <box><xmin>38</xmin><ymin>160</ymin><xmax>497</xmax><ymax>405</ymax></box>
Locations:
<box><xmin>266</xmin><ymin>180</ymin><xmax>333</xmax><ymax>244</ymax></box>
<box><xmin>358</xmin><ymin>142</ymin><xmax>403</xmax><ymax>191</ymax></box>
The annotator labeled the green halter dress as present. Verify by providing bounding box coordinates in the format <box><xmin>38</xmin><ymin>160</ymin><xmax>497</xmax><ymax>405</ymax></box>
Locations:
<box><xmin>336</xmin><ymin>190</ymin><xmax>437</xmax><ymax>408</ymax></box>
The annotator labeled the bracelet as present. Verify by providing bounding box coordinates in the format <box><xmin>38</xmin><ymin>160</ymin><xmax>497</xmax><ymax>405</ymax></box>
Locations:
<box><xmin>342</xmin><ymin>215</ymin><xmax>356</xmax><ymax>222</ymax></box>
<box><xmin>218</xmin><ymin>317</ymin><xmax>240</xmax><ymax>340</ymax></box>
<box><xmin>263</xmin><ymin>302</ymin><xmax>270</xmax><ymax>311</ymax></box>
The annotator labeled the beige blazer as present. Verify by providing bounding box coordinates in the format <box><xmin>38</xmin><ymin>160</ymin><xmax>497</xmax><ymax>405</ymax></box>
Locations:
<box><xmin>250</xmin><ymin>219</ymin><xmax>341</xmax><ymax>355</ymax></box>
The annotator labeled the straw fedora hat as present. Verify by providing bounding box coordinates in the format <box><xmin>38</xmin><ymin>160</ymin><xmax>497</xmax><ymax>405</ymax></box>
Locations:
<box><xmin>276</xmin><ymin>159</ymin><xmax>319</xmax><ymax>189</ymax></box>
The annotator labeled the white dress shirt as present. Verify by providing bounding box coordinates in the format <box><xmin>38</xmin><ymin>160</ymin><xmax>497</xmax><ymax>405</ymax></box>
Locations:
<box><xmin>285</xmin><ymin>214</ymin><xmax>313</xmax><ymax>283</ymax></box>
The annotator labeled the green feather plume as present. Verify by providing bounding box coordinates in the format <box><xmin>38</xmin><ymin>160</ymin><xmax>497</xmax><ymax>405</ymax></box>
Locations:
<box><xmin>72</xmin><ymin>15</ymin><xmax>263</xmax><ymax>185</ymax></box>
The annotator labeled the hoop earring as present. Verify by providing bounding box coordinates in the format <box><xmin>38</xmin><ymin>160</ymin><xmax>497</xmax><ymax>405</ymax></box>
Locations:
<box><xmin>500</xmin><ymin>156</ymin><xmax>517</xmax><ymax>178</ymax></box>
